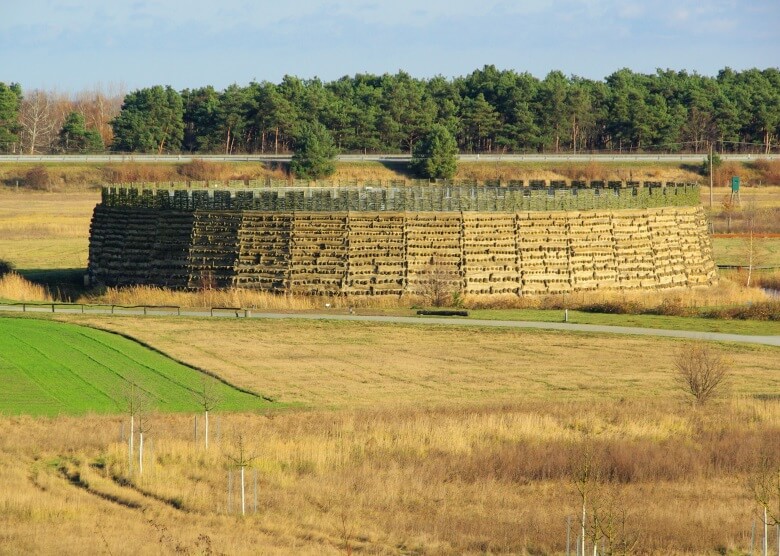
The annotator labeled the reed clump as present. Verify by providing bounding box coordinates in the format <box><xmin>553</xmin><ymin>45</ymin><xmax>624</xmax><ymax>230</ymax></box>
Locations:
<box><xmin>0</xmin><ymin>272</ymin><xmax>52</xmax><ymax>302</ymax></box>
<box><xmin>80</xmin><ymin>278</ymin><xmax>779</xmax><ymax>320</ymax></box>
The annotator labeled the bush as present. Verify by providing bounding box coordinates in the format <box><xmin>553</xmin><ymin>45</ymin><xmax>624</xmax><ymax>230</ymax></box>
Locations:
<box><xmin>178</xmin><ymin>159</ymin><xmax>230</xmax><ymax>181</ymax></box>
<box><xmin>674</xmin><ymin>343</ymin><xmax>730</xmax><ymax>405</ymax></box>
<box><xmin>101</xmin><ymin>163</ymin><xmax>175</xmax><ymax>183</ymax></box>
<box><xmin>579</xmin><ymin>300</ymin><xmax>643</xmax><ymax>315</ymax></box>
<box><xmin>702</xmin><ymin>301</ymin><xmax>780</xmax><ymax>321</ymax></box>
<box><xmin>700</xmin><ymin>151</ymin><xmax>723</xmax><ymax>176</ymax></box>
<box><xmin>753</xmin><ymin>159</ymin><xmax>780</xmax><ymax>185</ymax></box>
<box><xmin>646</xmin><ymin>297</ymin><xmax>695</xmax><ymax>317</ymax></box>
<box><xmin>24</xmin><ymin>165</ymin><xmax>52</xmax><ymax>190</ymax></box>
<box><xmin>0</xmin><ymin>259</ymin><xmax>14</xmax><ymax>276</ymax></box>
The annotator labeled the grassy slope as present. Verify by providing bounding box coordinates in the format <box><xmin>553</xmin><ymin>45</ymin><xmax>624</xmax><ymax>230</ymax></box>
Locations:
<box><xmin>0</xmin><ymin>316</ymin><xmax>272</xmax><ymax>416</ymax></box>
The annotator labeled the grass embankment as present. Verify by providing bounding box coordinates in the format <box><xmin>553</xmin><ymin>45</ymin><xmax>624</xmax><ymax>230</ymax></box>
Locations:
<box><xmin>0</xmin><ymin>317</ymin><xmax>271</xmax><ymax>416</ymax></box>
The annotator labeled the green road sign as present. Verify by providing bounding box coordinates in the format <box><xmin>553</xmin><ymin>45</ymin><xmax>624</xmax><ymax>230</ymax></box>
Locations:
<box><xmin>731</xmin><ymin>176</ymin><xmax>740</xmax><ymax>192</ymax></box>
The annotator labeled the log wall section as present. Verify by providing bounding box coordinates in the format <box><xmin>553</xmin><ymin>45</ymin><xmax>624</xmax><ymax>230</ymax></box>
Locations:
<box><xmin>89</xmin><ymin>207</ymin><xmax>716</xmax><ymax>295</ymax></box>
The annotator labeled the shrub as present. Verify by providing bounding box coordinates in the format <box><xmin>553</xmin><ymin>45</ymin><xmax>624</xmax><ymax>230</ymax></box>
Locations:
<box><xmin>101</xmin><ymin>163</ymin><xmax>175</xmax><ymax>183</ymax></box>
<box><xmin>646</xmin><ymin>297</ymin><xmax>695</xmax><ymax>317</ymax></box>
<box><xmin>556</xmin><ymin>162</ymin><xmax>606</xmax><ymax>181</ymax></box>
<box><xmin>178</xmin><ymin>159</ymin><xmax>230</xmax><ymax>181</ymax></box>
<box><xmin>700</xmin><ymin>300</ymin><xmax>780</xmax><ymax>321</ymax></box>
<box><xmin>24</xmin><ymin>165</ymin><xmax>52</xmax><ymax>190</ymax></box>
<box><xmin>753</xmin><ymin>159</ymin><xmax>780</xmax><ymax>185</ymax></box>
<box><xmin>0</xmin><ymin>259</ymin><xmax>14</xmax><ymax>276</ymax></box>
<box><xmin>674</xmin><ymin>343</ymin><xmax>730</xmax><ymax>405</ymax></box>
<box><xmin>579</xmin><ymin>300</ymin><xmax>643</xmax><ymax>315</ymax></box>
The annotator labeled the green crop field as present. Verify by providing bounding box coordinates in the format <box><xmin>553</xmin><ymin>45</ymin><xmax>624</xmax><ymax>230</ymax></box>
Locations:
<box><xmin>0</xmin><ymin>317</ymin><xmax>273</xmax><ymax>416</ymax></box>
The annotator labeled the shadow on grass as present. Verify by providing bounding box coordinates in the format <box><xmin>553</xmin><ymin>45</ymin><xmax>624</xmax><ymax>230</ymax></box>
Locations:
<box><xmin>18</xmin><ymin>268</ymin><xmax>87</xmax><ymax>301</ymax></box>
<box><xmin>377</xmin><ymin>160</ymin><xmax>415</xmax><ymax>179</ymax></box>
<box><xmin>680</xmin><ymin>163</ymin><xmax>705</xmax><ymax>175</ymax></box>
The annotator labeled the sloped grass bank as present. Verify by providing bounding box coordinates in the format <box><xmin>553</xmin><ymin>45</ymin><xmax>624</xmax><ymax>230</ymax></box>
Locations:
<box><xmin>0</xmin><ymin>317</ymin><xmax>272</xmax><ymax>416</ymax></box>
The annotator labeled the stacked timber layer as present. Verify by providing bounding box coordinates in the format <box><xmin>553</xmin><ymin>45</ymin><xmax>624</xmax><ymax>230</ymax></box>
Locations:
<box><xmin>89</xmin><ymin>206</ymin><xmax>717</xmax><ymax>295</ymax></box>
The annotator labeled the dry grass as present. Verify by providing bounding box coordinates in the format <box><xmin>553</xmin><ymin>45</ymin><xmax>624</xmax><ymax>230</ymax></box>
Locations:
<box><xmin>1</xmin><ymin>399</ymin><xmax>778</xmax><ymax>554</ymax></box>
<box><xmin>753</xmin><ymin>269</ymin><xmax>780</xmax><ymax>291</ymax></box>
<box><xmin>81</xmin><ymin>276</ymin><xmax>772</xmax><ymax>318</ymax></box>
<box><xmin>0</xmin><ymin>272</ymin><xmax>52</xmax><ymax>301</ymax></box>
<box><xmin>57</xmin><ymin>315</ymin><xmax>780</xmax><ymax>409</ymax></box>
<box><xmin>455</xmin><ymin>162</ymin><xmax>701</xmax><ymax>183</ymax></box>
<box><xmin>0</xmin><ymin>190</ymin><xmax>97</xmax><ymax>272</ymax></box>
<box><xmin>752</xmin><ymin>159</ymin><xmax>780</xmax><ymax>184</ymax></box>
<box><xmin>462</xmin><ymin>277</ymin><xmax>770</xmax><ymax>312</ymax></box>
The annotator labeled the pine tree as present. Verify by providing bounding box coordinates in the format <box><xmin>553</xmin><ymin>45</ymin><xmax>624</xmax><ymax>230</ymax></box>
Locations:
<box><xmin>411</xmin><ymin>124</ymin><xmax>458</xmax><ymax>179</ymax></box>
<box><xmin>290</xmin><ymin>122</ymin><xmax>337</xmax><ymax>180</ymax></box>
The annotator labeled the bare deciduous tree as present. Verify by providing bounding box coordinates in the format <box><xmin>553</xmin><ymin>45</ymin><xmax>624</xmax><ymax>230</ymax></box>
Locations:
<box><xmin>417</xmin><ymin>256</ymin><xmax>461</xmax><ymax>307</ymax></box>
<box><xmin>223</xmin><ymin>430</ymin><xmax>258</xmax><ymax>516</ymax></box>
<box><xmin>193</xmin><ymin>375</ymin><xmax>223</xmax><ymax>449</ymax></box>
<box><xmin>19</xmin><ymin>90</ymin><xmax>58</xmax><ymax>154</ymax></box>
<box><xmin>748</xmin><ymin>457</ymin><xmax>780</xmax><ymax>556</ymax></box>
<box><xmin>121</xmin><ymin>380</ymin><xmax>151</xmax><ymax>475</ymax></box>
<box><xmin>749</xmin><ymin>458</ymin><xmax>780</xmax><ymax>526</ymax></box>
<box><xmin>569</xmin><ymin>441</ymin><xmax>638</xmax><ymax>555</ymax></box>
<box><xmin>673</xmin><ymin>343</ymin><xmax>730</xmax><ymax>405</ymax></box>
<box><xmin>741</xmin><ymin>195</ymin><xmax>769</xmax><ymax>288</ymax></box>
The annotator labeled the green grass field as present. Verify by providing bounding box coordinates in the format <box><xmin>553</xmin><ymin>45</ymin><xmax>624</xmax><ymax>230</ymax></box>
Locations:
<box><xmin>0</xmin><ymin>317</ymin><xmax>273</xmax><ymax>416</ymax></box>
<box><xmin>711</xmin><ymin>236</ymin><xmax>780</xmax><ymax>267</ymax></box>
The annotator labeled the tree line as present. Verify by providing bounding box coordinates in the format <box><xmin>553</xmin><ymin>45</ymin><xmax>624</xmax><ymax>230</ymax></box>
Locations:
<box><xmin>1</xmin><ymin>66</ymin><xmax>779</xmax><ymax>155</ymax></box>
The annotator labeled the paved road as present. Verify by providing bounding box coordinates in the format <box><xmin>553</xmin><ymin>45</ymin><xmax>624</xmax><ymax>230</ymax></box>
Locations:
<box><xmin>1</xmin><ymin>153</ymin><xmax>777</xmax><ymax>164</ymax></box>
<box><xmin>2</xmin><ymin>304</ymin><xmax>778</xmax><ymax>347</ymax></box>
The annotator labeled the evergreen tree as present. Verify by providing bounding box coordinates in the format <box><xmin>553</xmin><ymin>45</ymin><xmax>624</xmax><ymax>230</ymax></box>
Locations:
<box><xmin>58</xmin><ymin>112</ymin><xmax>103</xmax><ymax>153</ymax></box>
<box><xmin>111</xmin><ymin>86</ymin><xmax>184</xmax><ymax>153</ymax></box>
<box><xmin>0</xmin><ymin>82</ymin><xmax>22</xmax><ymax>152</ymax></box>
<box><xmin>290</xmin><ymin>122</ymin><xmax>337</xmax><ymax>180</ymax></box>
<box><xmin>411</xmin><ymin>124</ymin><xmax>458</xmax><ymax>179</ymax></box>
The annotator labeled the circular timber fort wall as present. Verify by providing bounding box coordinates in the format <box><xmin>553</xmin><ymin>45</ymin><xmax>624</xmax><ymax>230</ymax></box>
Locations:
<box><xmin>88</xmin><ymin>183</ymin><xmax>716</xmax><ymax>295</ymax></box>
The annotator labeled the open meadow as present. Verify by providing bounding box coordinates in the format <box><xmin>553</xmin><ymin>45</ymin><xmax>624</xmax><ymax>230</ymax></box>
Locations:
<box><xmin>0</xmin><ymin>312</ymin><xmax>779</xmax><ymax>554</ymax></box>
<box><xmin>1</xmin><ymin>163</ymin><xmax>779</xmax><ymax>554</ymax></box>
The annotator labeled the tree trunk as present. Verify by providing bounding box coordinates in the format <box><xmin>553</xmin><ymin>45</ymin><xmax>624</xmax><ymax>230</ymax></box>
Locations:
<box><xmin>139</xmin><ymin>431</ymin><xmax>144</xmax><ymax>476</ymax></box>
<box><xmin>129</xmin><ymin>415</ymin><xmax>134</xmax><ymax>473</ymax></box>
<box><xmin>241</xmin><ymin>466</ymin><xmax>246</xmax><ymax>516</ymax></box>
<box><xmin>205</xmin><ymin>410</ymin><xmax>209</xmax><ymax>449</ymax></box>
<box><xmin>747</xmin><ymin>227</ymin><xmax>754</xmax><ymax>288</ymax></box>
<box><xmin>275</xmin><ymin>127</ymin><xmax>279</xmax><ymax>155</ymax></box>
<box><xmin>581</xmin><ymin>499</ymin><xmax>586</xmax><ymax>556</ymax></box>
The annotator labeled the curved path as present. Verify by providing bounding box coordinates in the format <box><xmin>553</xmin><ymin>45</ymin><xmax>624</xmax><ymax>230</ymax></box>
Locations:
<box><xmin>2</xmin><ymin>304</ymin><xmax>777</xmax><ymax>347</ymax></box>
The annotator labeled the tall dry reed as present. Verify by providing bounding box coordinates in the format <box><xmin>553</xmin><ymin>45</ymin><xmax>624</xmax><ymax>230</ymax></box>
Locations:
<box><xmin>0</xmin><ymin>272</ymin><xmax>52</xmax><ymax>302</ymax></box>
<box><xmin>82</xmin><ymin>278</ymin><xmax>773</xmax><ymax>317</ymax></box>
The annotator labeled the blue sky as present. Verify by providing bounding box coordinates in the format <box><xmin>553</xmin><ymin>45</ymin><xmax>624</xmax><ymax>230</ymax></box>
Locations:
<box><xmin>1</xmin><ymin>0</ymin><xmax>778</xmax><ymax>93</ymax></box>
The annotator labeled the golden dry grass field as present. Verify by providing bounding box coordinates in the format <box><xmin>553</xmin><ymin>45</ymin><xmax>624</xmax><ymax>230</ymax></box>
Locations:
<box><xmin>1</xmin><ymin>165</ymin><xmax>780</xmax><ymax>554</ymax></box>
<box><xmin>0</xmin><ymin>189</ymin><xmax>97</xmax><ymax>271</ymax></box>
<box><xmin>58</xmin><ymin>314</ymin><xmax>780</xmax><ymax>408</ymax></box>
<box><xmin>1</xmin><ymin>311</ymin><xmax>779</xmax><ymax>554</ymax></box>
